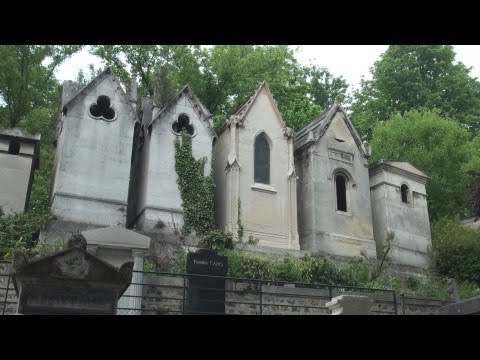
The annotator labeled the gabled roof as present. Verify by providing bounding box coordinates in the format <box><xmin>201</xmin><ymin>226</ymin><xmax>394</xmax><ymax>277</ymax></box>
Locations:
<box><xmin>82</xmin><ymin>226</ymin><xmax>150</xmax><ymax>250</ymax></box>
<box><xmin>293</xmin><ymin>103</ymin><xmax>368</xmax><ymax>158</ymax></box>
<box><xmin>61</xmin><ymin>67</ymin><xmax>136</xmax><ymax>122</ymax></box>
<box><xmin>217</xmin><ymin>81</ymin><xmax>286</xmax><ymax>136</ymax></box>
<box><xmin>369</xmin><ymin>159</ymin><xmax>430</xmax><ymax>180</ymax></box>
<box><xmin>12</xmin><ymin>237</ymin><xmax>133</xmax><ymax>289</ymax></box>
<box><xmin>147</xmin><ymin>85</ymin><xmax>215</xmax><ymax>138</ymax></box>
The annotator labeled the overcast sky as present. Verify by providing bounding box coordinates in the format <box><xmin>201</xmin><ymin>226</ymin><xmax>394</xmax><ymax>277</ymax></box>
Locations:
<box><xmin>55</xmin><ymin>45</ymin><xmax>480</xmax><ymax>92</ymax></box>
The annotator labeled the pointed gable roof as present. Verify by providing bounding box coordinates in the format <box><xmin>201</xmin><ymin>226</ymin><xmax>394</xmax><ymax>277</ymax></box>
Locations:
<box><xmin>217</xmin><ymin>81</ymin><xmax>286</xmax><ymax>136</ymax></box>
<box><xmin>61</xmin><ymin>67</ymin><xmax>137</xmax><ymax>122</ymax></box>
<box><xmin>293</xmin><ymin>103</ymin><xmax>368</xmax><ymax>158</ymax></box>
<box><xmin>147</xmin><ymin>85</ymin><xmax>216</xmax><ymax>138</ymax></box>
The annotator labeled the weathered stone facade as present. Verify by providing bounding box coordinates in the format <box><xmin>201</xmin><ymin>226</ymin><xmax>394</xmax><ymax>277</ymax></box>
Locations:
<box><xmin>294</xmin><ymin>105</ymin><xmax>377</xmax><ymax>259</ymax></box>
<box><xmin>48</xmin><ymin>68</ymin><xmax>137</xmax><ymax>238</ymax></box>
<box><xmin>140</xmin><ymin>86</ymin><xmax>216</xmax><ymax>234</ymax></box>
<box><xmin>40</xmin><ymin>72</ymin><xmax>433</xmax><ymax>270</ymax></box>
<box><xmin>213</xmin><ymin>82</ymin><xmax>299</xmax><ymax>250</ymax></box>
<box><xmin>369</xmin><ymin>160</ymin><xmax>431</xmax><ymax>267</ymax></box>
<box><xmin>0</xmin><ymin>128</ymin><xmax>40</xmax><ymax>215</ymax></box>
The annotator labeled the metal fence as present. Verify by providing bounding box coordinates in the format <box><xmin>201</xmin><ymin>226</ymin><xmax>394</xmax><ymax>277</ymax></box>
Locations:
<box><xmin>0</xmin><ymin>260</ymin><xmax>17</xmax><ymax>315</ymax></box>
<box><xmin>117</xmin><ymin>270</ymin><xmax>399</xmax><ymax>315</ymax></box>
<box><xmin>1</xmin><ymin>261</ymin><xmax>399</xmax><ymax>315</ymax></box>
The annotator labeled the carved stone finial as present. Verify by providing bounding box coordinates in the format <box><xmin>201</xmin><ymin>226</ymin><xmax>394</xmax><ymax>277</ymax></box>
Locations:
<box><xmin>283</xmin><ymin>127</ymin><xmax>294</xmax><ymax>139</ymax></box>
<box><xmin>67</xmin><ymin>233</ymin><xmax>87</xmax><ymax>250</ymax></box>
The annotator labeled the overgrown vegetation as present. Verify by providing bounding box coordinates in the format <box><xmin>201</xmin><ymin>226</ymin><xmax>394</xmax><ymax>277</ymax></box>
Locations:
<box><xmin>174</xmin><ymin>131</ymin><xmax>234</xmax><ymax>251</ymax></box>
<box><xmin>170</xmin><ymin>247</ymin><xmax>479</xmax><ymax>299</ymax></box>
<box><xmin>0</xmin><ymin>107</ymin><xmax>57</xmax><ymax>259</ymax></box>
<box><xmin>431</xmin><ymin>219</ymin><xmax>480</xmax><ymax>284</ymax></box>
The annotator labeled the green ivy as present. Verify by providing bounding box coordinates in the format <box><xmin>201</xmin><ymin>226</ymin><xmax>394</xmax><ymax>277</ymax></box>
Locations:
<box><xmin>174</xmin><ymin>132</ymin><xmax>234</xmax><ymax>250</ymax></box>
<box><xmin>237</xmin><ymin>197</ymin><xmax>244</xmax><ymax>240</ymax></box>
<box><xmin>174</xmin><ymin>131</ymin><xmax>215</xmax><ymax>237</ymax></box>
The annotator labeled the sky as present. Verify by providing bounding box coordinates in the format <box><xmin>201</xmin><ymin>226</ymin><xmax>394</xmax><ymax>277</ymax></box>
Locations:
<box><xmin>55</xmin><ymin>45</ymin><xmax>480</xmax><ymax>92</ymax></box>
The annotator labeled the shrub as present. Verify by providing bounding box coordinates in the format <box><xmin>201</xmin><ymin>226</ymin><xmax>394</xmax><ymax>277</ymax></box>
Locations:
<box><xmin>431</xmin><ymin>218</ymin><xmax>480</xmax><ymax>284</ymax></box>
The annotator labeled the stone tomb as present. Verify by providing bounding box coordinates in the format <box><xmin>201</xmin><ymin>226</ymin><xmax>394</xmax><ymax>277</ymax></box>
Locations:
<box><xmin>186</xmin><ymin>249</ymin><xmax>228</xmax><ymax>315</ymax></box>
<box><xmin>12</xmin><ymin>234</ymin><xmax>133</xmax><ymax>315</ymax></box>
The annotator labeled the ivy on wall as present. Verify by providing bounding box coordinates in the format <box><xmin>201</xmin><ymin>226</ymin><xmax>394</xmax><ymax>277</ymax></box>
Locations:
<box><xmin>174</xmin><ymin>131</ymin><xmax>234</xmax><ymax>250</ymax></box>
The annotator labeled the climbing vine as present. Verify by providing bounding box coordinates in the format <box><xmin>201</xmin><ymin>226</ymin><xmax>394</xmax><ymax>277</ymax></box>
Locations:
<box><xmin>174</xmin><ymin>131</ymin><xmax>234</xmax><ymax>250</ymax></box>
<box><xmin>174</xmin><ymin>131</ymin><xmax>215</xmax><ymax>236</ymax></box>
<box><xmin>237</xmin><ymin>197</ymin><xmax>244</xmax><ymax>240</ymax></box>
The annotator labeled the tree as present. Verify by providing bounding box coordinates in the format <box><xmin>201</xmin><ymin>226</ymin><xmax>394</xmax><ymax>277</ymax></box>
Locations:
<box><xmin>91</xmin><ymin>45</ymin><xmax>349</xmax><ymax>131</ymax></box>
<box><xmin>369</xmin><ymin>109</ymin><xmax>480</xmax><ymax>220</ymax></box>
<box><xmin>0</xmin><ymin>45</ymin><xmax>81</xmax><ymax>128</ymax></box>
<box><xmin>351</xmin><ymin>45</ymin><xmax>480</xmax><ymax>140</ymax></box>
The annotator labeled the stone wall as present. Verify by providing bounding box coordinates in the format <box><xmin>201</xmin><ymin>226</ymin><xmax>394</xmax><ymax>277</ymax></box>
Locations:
<box><xmin>140</xmin><ymin>273</ymin><xmax>452</xmax><ymax>315</ymax></box>
<box><xmin>1</xmin><ymin>263</ymin><xmax>454</xmax><ymax>315</ymax></box>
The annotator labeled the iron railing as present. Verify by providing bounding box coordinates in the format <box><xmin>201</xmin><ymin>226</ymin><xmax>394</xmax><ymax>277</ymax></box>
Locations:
<box><xmin>116</xmin><ymin>270</ymin><xmax>399</xmax><ymax>315</ymax></box>
<box><xmin>0</xmin><ymin>260</ymin><xmax>16</xmax><ymax>315</ymax></box>
<box><xmin>1</xmin><ymin>261</ymin><xmax>400</xmax><ymax>315</ymax></box>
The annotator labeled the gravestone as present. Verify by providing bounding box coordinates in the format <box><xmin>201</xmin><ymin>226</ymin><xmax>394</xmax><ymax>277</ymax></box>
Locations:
<box><xmin>12</xmin><ymin>234</ymin><xmax>133</xmax><ymax>315</ymax></box>
<box><xmin>186</xmin><ymin>249</ymin><xmax>228</xmax><ymax>315</ymax></box>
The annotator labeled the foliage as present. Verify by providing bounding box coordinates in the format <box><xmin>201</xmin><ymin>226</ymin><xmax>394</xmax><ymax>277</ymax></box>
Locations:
<box><xmin>431</xmin><ymin>218</ymin><xmax>480</xmax><ymax>284</ymax></box>
<box><xmin>237</xmin><ymin>198</ymin><xmax>244</xmax><ymax>241</ymax></box>
<box><xmin>168</xmin><ymin>246</ymin><xmax>478</xmax><ymax>299</ymax></box>
<box><xmin>174</xmin><ymin>131</ymin><xmax>238</xmax><ymax>251</ymax></box>
<box><xmin>464</xmin><ymin>170</ymin><xmax>480</xmax><ymax>220</ymax></box>
<box><xmin>174</xmin><ymin>132</ymin><xmax>215</xmax><ymax>237</ymax></box>
<box><xmin>0</xmin><ymin>45</ymin><xmax>81</xmax><ymax>128</ymax></box>
<box><xmin>91</xmin><ymin>45</ymin><xmax>349</xmax><ymax>132</ymax></box>
<box><xmin>369</xmin><ymin>110</ymin><xmax>480</xmax><ymax>220</ymax></box>
<box><xmin>0</xmin><ymin>106</ymin><xmax>56</xmax><ymax>259</ymax></box>
<box><xmin>144</xmin><ymin>260</ymin><xmax>157</xmax><ymax>272</ymax></box>
<box><xmin>171</xmin><ymin>247</ymin><xmax>188</xmax><ymax>274</ymax></box>
<box><xmin>199</xmin><ymin>230</ymin><xmax>235</xmax><ymax>252</ymax></box>
<box><xmin>351</xmin><ymin>45</ymin><xmax>480</xmax><ymax>140</ymax></box>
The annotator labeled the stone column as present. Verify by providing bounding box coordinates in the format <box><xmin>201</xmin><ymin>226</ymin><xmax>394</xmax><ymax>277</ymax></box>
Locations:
<box><xmin>117</xmin><ymin>249</ymin><xmax>146</xmax><ymax>315</ymax></box>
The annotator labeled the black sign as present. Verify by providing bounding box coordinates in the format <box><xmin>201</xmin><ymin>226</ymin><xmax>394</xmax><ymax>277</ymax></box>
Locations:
<box><xmin>186</xmin><ymin>249</ymin><xmax>228</xmax><ymax>315</ymax></box>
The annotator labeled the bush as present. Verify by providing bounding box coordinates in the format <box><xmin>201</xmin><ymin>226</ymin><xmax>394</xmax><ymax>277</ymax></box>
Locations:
<box><xmin>431</xmin><ymin>218</ymin><xmax>480</xmax><ymax>284</ymax></box>
<box><xmin>301</xmin><ymin>256</ymin><xmax>341</xmax><ymax>285</ymax></box>
<box><xmin>200</xmin><ymin>230</ymin><xmax>235</xmax><ymax>251</ymax></box>
<box><xmin>338</xmin><ymin>257</ymin><xmax>371</xmax><ymax>287</ymax></box>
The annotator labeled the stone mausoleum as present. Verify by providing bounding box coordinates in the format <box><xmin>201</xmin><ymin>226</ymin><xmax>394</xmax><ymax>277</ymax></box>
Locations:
<box><xmin>4</xmin><ymin>68</ymin><xmax>432</xmax><ymax>270</ymax></box>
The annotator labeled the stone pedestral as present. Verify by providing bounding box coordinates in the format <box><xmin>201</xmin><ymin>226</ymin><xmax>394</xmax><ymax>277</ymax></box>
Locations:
<box><xmin>12</xmin><ymin>234</ymin><xmax>133</xmax><ymax>315</ymax></box>
<box><xmin>81</xmin><ymin>226</ymin><xmax>150</xmax><ymax>315</ymax></box>
<box><xmin>326</xmin><ymin>295</ymin><xmax>373</xmax><ymax>315</ymax></box>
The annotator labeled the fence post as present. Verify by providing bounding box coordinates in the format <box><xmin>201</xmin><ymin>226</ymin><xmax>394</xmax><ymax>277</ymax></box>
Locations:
<box><xmin>182</xmin><ymin>275</ymin><xmax>186</xmax><ymax>315</ymax></box>
<box><xmin>401</xmin><ymin>293</ymin><xmax>406</xmax><ymax>315</ymax></box>
<box><xmin>393</xmin><ymin>291</ymin><xmax>398</xmax><ymax>315</ymax></box>
<box><xmin>2</xmin><ymin>274</ymin><xmax>11</xmax><ymax>316</ymax></box>
<box><xmin>259</xmin><ymin>282</ymin><xmax>263</xmax><ymax>315</ymax></box>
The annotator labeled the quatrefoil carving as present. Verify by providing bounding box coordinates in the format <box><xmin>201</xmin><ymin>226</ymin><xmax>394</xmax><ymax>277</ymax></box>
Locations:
<box><xmin>89</xmin><ymin>95</ymin><xmax>116</xmax><ymax>121</ymax></box>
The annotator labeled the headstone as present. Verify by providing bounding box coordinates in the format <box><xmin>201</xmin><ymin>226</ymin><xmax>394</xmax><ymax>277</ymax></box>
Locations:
<box><xmin>326</xmin><ymin>295</ymin><xmax>373</xmax><ymax>315</ymax></box>
<box><xmin>12</xmin><ymin>234</ymin><xmax>133</xmax><ymax>315</ymax></box>
<box><xmin>186</xmin><ymin>249</ymin><xmax>228</xmax><ymax>315</ymax></box>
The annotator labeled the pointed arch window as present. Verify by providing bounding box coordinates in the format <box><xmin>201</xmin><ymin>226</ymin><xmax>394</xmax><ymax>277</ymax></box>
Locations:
<box><xmin>254</xmin><ymin>133</ymin><xmax>270</xmax><ymax>184</ymax></box>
